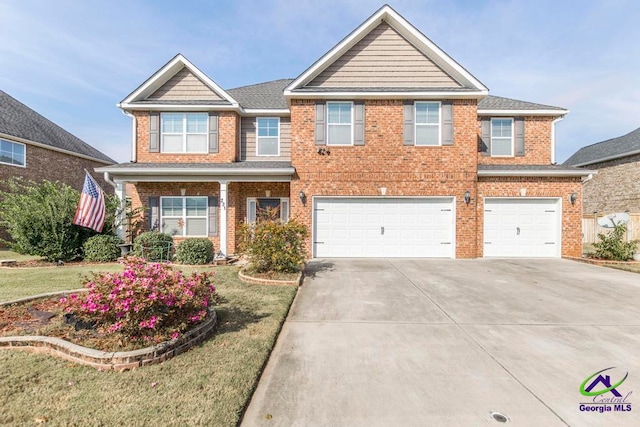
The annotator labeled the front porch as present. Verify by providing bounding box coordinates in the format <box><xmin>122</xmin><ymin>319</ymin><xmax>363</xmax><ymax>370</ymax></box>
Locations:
<box><xmin>95</xmin><ymin>162</ymin><xmax>294</xmax><ymax>257</ymax></box>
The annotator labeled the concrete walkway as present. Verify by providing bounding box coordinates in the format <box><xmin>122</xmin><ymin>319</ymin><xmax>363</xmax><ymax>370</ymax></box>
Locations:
<box><xmin>242</xmin><ymin>259</ymin><xmax>640</xmax><ymax>426</ymax></box>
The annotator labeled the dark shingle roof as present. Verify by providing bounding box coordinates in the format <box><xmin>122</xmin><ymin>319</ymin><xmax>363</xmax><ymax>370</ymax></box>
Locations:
<box><xmin>564</xmin><ymin>127</ymin><xmax>640</xmax><ymax>167</ymax></box>
<box><xmin>0</xmin><ymin>90</ymin><xmax>114</xmax><ymax>163</ymax></box>
<box><xmin>228</xmin><ymin>79</ymin><xmax>293</xmax><ymax>110</ymax></box>
<box><xmin>478</xmin><ymin>95</ymin><xmax>565</xmax><ymax>111</ymax></box>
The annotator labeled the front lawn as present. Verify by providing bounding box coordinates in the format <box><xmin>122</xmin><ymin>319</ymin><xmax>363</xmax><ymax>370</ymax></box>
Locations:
<box><xmin>0</xmin><ymin>265</ymin><xmax>297</xmax><ymax>426</ymax></box>
<box><xmin>0</xmin><ymin>249</ymin><xmax>42</xmax><ymax>262</ymax></box>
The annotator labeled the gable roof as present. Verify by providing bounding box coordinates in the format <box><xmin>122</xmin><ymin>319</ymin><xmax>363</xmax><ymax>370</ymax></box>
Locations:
<box><xmin>564</xmin><ymin>127</ymin><xmax>640</xmax><ymax>167</ymax></box>
<box><xmin>0</xmin><ymin>90</ymin><xmax>114</xmax><ymax>164</ymax></box>
<box><xmin>478</xmin><ymin>95</ymin><xmax>567</xmax><ymax>116</ymax></box>
<box><xmin>119</xmin><ymin>54</ymin><xmax>239</xmax><ymax>110</ymax></box>
<box><xmin>227</xmin><ymin>79</ymin><xmax>292</xmax><ymax>110</ymax></box>
<box><xmin>285</xmin><ymin>5</ymin><xmax>488</xmax><ymax>98</ymax></box>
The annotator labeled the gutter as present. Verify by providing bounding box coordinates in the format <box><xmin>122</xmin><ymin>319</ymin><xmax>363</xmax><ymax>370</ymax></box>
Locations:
<box><xmin>102</xmin><ymin>171</ymin><xmax>117</xmax><ymax>188</ymax></box>
<box><xmin>477</xmin><ymin>109</ymin><xmax>568</xmax><ymax>117</ymax></box>
<box><xmin>477</xmin><ymin>169</ymin><xmax>597</xmax><ymax>178</ymax></box>
<box><xmin>94</xmin><ymin>166</ymin><xmax>295</xmax><ymax>176</ymax></box>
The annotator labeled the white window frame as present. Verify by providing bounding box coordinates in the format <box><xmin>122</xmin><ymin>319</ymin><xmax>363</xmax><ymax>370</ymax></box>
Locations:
<box><xmin>490</xmin><ymin>117</ymin><xmax>514</xmax><ymax>157</ymax></box>
<box><xmin>326</xmin><ymin>101</ymin><xmax>354</xmax><ymax>146</ymax></box>
<box><xmin>414</xmin><ymin>101</ymin><xmax>441</xmax><ymax>146</ymax></box>
<box><xmin>256</xmin><ymin>117</ymin><xmax>280</xmax><ymax>156</ymax></box>
<box><xmin>0</xmin><ymin>139</ymin><xmax>26</xmax><ymax>168</ymax></box>
<box><xmin>160</xmin><ymin>196</ymin><xmax>208</xmax><ymax>237</ymax></box>
<box><xmin>246</xmin><ymin>197</ymin><xmax>290</xmax><ymax>223</ymax></box>
<box><xmin>160</xmin><ymin>113</ymin><xmax>208</xmax><ymax>153</ymax></box>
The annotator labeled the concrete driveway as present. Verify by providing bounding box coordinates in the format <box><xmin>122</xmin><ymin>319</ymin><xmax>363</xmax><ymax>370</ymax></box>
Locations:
<box><xmin>242</xmin><ymin>259</ymin><xmax>640</xmax><ymax>426</ymax></box>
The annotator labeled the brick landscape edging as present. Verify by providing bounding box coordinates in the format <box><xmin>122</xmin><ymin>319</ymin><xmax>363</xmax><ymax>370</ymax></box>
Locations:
<box><xmin>0</xmin><ymin>292</ymin><xmax>217</xmax><ymax>371</ymax></box>
<box><xmin>565</xmin><ymin>256</ymin><xmax>640</xmax><ymax>266</ymax></box>
<box><xmin>238</xmin><ymin>268</ymin><xmax>302</xmax><ymax>286</ymax></box>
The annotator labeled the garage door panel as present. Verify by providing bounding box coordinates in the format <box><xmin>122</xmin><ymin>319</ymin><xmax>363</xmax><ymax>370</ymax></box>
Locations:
<box><xmin>314</xmin><ymin>198</ymin><xmax>454</xmax><ymax>258</ymax></box>
<box><xmin>483</xmin><ymin>198</ymin><xmax>560</xmax><ymax>258</ymax></box>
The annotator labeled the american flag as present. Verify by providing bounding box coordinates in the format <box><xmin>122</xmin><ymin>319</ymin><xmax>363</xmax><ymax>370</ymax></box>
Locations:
<box><xmin>73</xmin><ymin>172</ymin><xmax>106</xmax><ymax>232</ymax></box>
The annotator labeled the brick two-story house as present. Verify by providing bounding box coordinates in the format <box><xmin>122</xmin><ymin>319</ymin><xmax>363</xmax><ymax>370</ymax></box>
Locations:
<box><xmin>98</xmin><ymin>5</ymin><xmax>591</xmax><ymax>259</ymax></box>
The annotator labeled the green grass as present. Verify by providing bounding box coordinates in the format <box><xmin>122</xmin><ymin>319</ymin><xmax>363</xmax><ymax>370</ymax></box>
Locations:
<box><xmin>0</xmin><ymin>265</ymin><xmax>297</xmax><ymax>426</ymax></box>
<box><xmin>0</xmin><ymin>249</ymin><xmax>42</xmax><ymax>262</ymax></box>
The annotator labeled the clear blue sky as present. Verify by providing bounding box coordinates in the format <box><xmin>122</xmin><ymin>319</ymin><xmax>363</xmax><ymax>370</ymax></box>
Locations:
<box><xmin>2</xmin><ymin>0</ymin><xmax>639</xmax><ymax>163</ymax></box>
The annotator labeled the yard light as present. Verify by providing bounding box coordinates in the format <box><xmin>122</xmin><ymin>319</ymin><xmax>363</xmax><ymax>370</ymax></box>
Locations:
<box><xmin>570</xmin><ymin>193</ymin><xmax>578</xmax><ymax>205</ymax></box>
<box><xmin>299</xmin><ymin>190</ymin><xmax>307</xmax><ymax>206</ymax></box>
<box><xmin>463</xmin><ymin>190</ymin><xmax>471</xmax><ymax>205</ymax></box>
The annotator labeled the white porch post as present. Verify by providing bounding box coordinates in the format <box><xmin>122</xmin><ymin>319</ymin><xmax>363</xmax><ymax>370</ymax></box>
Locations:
<box><xmin>219</xmin><ymin>181</ymin><xmax>228</xmax><ymax>257</ymax></box>
<box><xmin>115</xmin><ymin>180</ymin><xmax>127</xmax><ymax>240</ymax></box>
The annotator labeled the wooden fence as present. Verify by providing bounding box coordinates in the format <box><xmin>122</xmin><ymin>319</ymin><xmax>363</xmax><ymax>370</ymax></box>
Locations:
<box><xmin>582</xmin><ymin>213</ymin><xmax>640</xmax><ymax>243</ymax></box>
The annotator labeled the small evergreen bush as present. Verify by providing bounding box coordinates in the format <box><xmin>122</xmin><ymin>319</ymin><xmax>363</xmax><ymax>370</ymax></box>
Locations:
<box><xmin>83</xmin><ymin>235</ymin><xmax>122</xmax><ymax>262</ymax></box>
<box><xmin>133</xmin><ymin>231</ymin><xmax>174</xmax><ymax>261</ymax></box>
<box><xmin>237</xmin><ymin>219</ymin><xmax>307</xmax><ymax>273</ymax></box>
<box><xmin>175</xmin><ymin>238</ymin><xmax>214</xmax><ymax>265</ymax></box>
<box><xmin>592</xmin><ymin>223</ymin><xmax>637</xmax><ymax>261</ymax></box>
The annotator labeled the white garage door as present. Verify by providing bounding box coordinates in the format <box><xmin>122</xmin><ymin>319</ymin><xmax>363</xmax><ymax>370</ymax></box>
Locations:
<box><xmin>483</xmin><ymin>198</ymin><xmax>561</xmax><ymax>258</ymax></box>
<box><xmin>313</xmin><ymin>197</ymin><xmax>455</xmax><ymax>258</ymax></box>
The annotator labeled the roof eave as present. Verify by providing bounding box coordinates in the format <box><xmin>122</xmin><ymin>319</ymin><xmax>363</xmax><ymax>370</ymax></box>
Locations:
<box><xmin>568</xmin><ymin>148</ymin><xmax>640</xmax><ymax>167</ymax></box>
<box><xmin>118</xmin><ymin>102</ymin><xmax>241</xmax><ymax>112</ymax></box>
<box><xmin>477</xmin><ymin>109</ymin><xmax>569</xmax><ymax>117</ymax></box>
<box><xmin>478</xmin><ymin>169</ymin><xmax>596</xmax><ymax>177</ymax></box>
<box><xmin>95</xmin><ymin>166</ymin><xmax>295</xmax><ymax>176</ymax></box>
<box><xmin>0</xmin><ymin>132</ymin><xmax>114</xmax><ymax>165</ymax></box>
<box><xmin>284</xmin><ymin>90</ymin><xmax>489</xmax><ymax>99</ymax></box>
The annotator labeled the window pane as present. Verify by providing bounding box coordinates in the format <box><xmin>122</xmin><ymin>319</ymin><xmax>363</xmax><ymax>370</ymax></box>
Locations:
<box><xmin>163</xmin><ymin>135</ymin><xmax>183</xmax><ymax>152</ymax></box>
<box><xmin>186</xmin><ymin>197</ymin><xmax>207</xmax><ymax>216</ymax></box>
<box><xmin>416</xmin><ymin>103</ymin><xmax>439</xmax><ymax>124</ymax></box>
<box><xmin>13</xmin><ymin>152</ymin><xmax>25</xmax><ymax>166</ymax></box>
<box><xmin>492</xmin><ymin>138</ymin><xmax>513</xmax><ymax>156</ymax></box>
<box><xmin>1</xmin><ymin>140</ymin><xmax>10</xmax><ymax>153</ymax></box>
<box><xmin>328</xmin><ymin>125</ymin><xmax>351</xmax><ymax>145</ymax></box>
<box><xmin>492</xmin><ymin>119</ymin><xmax>512</xmax><ymax>137</ymax></box>
<box><xmin>186</xmin><ymin>114</ymin><xmax>207</xmax><ymax>133</ymax></box>
<box><xmin>161</xmin><ymin>198</ymin><xmax>183</xmax><ymax>216</ymax></box>
<box><xmin>257</xmin><ymin>137</ymin><xmax>278</xmax><ymax>155</ymax></box>
<box><xmin>186</xmin><ymin>134</ymin><xmax>207</xmax><ymax>152</ymax></box>
<box><xmin>257</xmin><ymin>118</ymin><xmax>279</xmax><ymax>137</ymax></box>
<box><xmin>416</xmin><ymin>125</ymin><xmax>439</xmax><ymax>145</ymax></box>
<box><xmin>327</xmin><ymin>103</ymin><xmax>351</xmax><ymax>124</ymax></box>
<box><xmin>162</xmin><ymin>114</ymin><xmax>183</xmax><ymax>133</ymax></box>
<box><xmin>162</xmin><ymin>218</ymin><xmax>182</xmax><ymax>236</ymax></box>
<box><xmin>257</xmin><ymin>198</ymin><xmax>281</xmax><ymax>221</ymax></box>
<box><xmin>186</xmin><ymin>218</ymin><xmax>207</xmax><ymax>236</ymax></box>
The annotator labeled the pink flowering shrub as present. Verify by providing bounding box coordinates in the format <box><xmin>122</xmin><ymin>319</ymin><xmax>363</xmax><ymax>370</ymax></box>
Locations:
<box><xmin>60</xmin><ymin>257</ymin><xmax>215</xmax><ymax>342</ymax></box>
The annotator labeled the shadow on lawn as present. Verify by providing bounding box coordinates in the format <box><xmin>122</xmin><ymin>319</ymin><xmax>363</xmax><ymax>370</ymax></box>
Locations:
<box><xmin>303</xmin><ymin>260</ymin><xmax>335</xmax><ymax>279</ymax></box>
<box><xmin>214</xmin><ymin>306</ymin><xmax>269</xmax><ymax>334</ymax></box>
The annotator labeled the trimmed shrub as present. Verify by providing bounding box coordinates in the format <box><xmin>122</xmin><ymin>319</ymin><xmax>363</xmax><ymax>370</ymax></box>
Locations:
<box><xmin>60</xmin><ymin>257</ymin><xmax>216</xmax><ymax>342</ymax></box>
<box><xmin>133</xmin><ymin>231</ymin><xmax>174</xmax><ymax>262</ymax></box>
<box><xmin>592</xmin><ymin>223</ymin><xmax>637</xmax><ymax>261</ymax></box>
<box><xmin>237</xmin><ymin>219</ymin><xmax>307</xmax><ymax>273</ymax></box>
<box><xmin>0</xmin><ymin>178</ymin><xmax>119</xmax><ymax>262</ymax></box>
<box><xmin>83</xmin><ymin>235</ymin><xmax>122</xmax><ymax>262</ymax></box>
<box><xmin>175</xmin><ymin>238</ymin><xmax>214</xmax><ymax>265</ymax></box>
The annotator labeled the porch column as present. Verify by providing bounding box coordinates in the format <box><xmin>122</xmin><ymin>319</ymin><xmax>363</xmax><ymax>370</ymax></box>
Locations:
<box><xmin>219</xmin><ymin>180</ymin><xmax>228</xmax><ymax>257</ymax></box>
<box><xmin>114</xmin><ymin>180</ymin><xmax>126</xmax><ymax>240</ymax></box>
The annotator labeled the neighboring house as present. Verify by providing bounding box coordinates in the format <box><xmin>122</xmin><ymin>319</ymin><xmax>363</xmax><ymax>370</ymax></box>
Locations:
<box><xmin>98</xmin><ymin>5</ymin><xmax>591</xmax><ymax>259</ymax></box>
<box><xmin>564</xmin><ymin>127</ymin><xmax>640</xmax><ymax>214</ymax></box>
<box><xmin>0</xmin><ymin>90</ymin><xmax>115</xmax><ymax>190</ymax></box>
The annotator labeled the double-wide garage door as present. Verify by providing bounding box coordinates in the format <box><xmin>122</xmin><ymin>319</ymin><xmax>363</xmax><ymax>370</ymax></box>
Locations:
<box><xmin>483</xmin><ymin>198</ymin><xmax>561</xmax><ymax>258</ymax></box>
<box><xmin>313</xmin><ymin>197</ymin><xmax>455</xmax><ymax>258</ymax></box>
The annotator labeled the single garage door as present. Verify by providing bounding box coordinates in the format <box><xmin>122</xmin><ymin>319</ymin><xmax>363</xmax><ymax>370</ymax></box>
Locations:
<box><xmin>313</xmin><ymin>197</ymin><xmax>455</xmax><ymax>258</ymax></box>
<box><xmin>483</xmin><ymin>198</ymin><xmax>561</xmax><ymax>258</ymax></box>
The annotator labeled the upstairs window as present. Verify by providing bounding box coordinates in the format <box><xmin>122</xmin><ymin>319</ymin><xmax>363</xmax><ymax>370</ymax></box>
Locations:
<box><xmin>415</xmin><ymin>102</ymin><xmax>440</xmax><ymax>146</ymax></box>
<box><xmin>491</xmin><ymin>118</ymin><xmax>514</xmax><ymax>156</ymax></box>
<box><xmin>0</xmin><ymin>139</ymin><xmax>25</xmax><ymax>167</ymax></box>
<box><xmin>327</xmin><ymin>102</ymin><xmax>353</xmax><ymax>146</ymax></box>
<box><xmin>161</xmin><ymin>113</ymin><xmax>208</xmax><ymax>153</ymax></box>
<box><xmin>257</xmin><ymin>117</ymin><xmax>280</xmax><ymax>156</ymax></box>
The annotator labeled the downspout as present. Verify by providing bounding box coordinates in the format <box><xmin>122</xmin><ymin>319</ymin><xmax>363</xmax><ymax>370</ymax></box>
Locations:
<box><xmin>550</xmin><ymin>116</ymin><xmax>564</xmax><ymax>164</ymax></box>
<box><xmin>103</xmin><ymin>171</ymin><xmax>117</xmax><ymax>188</ymax></box>
<box><xmin>122</xmin><ymin>110</ymin><xmax>137</xmax><ymax>163</ymax></box>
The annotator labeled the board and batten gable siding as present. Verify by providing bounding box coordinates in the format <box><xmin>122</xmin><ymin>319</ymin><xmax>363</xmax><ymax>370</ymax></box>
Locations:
<box><xmin>240</xmin><ymin>116</ymin><xmax>291</xmax><ymax>161</ymax></box>
<box><xmin>146</xmin><ymin>67</ymin><xmax>224</xmax><ymax>101</ymax></box>
<box><xmin>307</xmin><ymin>23</ymin><xmax>462</xmax><ymax>88</ymax></box>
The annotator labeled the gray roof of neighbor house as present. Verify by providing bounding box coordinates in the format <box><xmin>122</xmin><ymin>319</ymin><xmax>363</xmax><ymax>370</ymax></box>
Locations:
<box><xmin>564</xmin><ymin>127</ymin><xmax>640</xmax><ymax>167</ymax></box>
<box><xmin>228</xmin><ymin>79</ymin><xmax>293</xmax><ymax>110</ymax></box>
<box><xmin>477</xmin><ymin>95</ymin><xmax>566</xmax><ymax>111</ymax></box>
<box><xmin>0</xmin><ymin>90</ymin><xmax>114</xmax><ymax>163</ymax></box>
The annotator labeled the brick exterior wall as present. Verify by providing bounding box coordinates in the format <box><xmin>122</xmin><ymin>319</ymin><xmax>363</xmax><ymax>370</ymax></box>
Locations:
<box><xmin>134</xmin><ymin>111</ymin><xmax>238</xmax><ymax>163</ymax></box>
<box><xmin>477</xmin><ymin>116</ymin><xmax>554</xmax><ymax>165</ymax></box>
<box><xmin>289</xmin><ymin>99</ymin><xmax>480</xmax><ymax>258</ymax></box>
<box><xmin>581</xmin><ymin>153</ymin><xmax>640</xmax><ymax>214</ymax></box>
<box><xmin>477</xmin><ymin>177</ymin><xmax>583</xmax><ymax>257</ymax></box>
